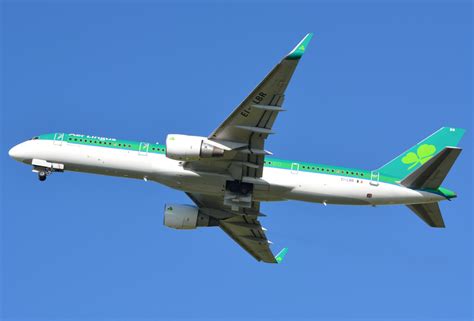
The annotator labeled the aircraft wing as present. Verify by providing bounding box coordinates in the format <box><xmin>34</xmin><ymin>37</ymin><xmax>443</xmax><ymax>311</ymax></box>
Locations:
<box><xmin>181</xmin><ymin>35</ymin><xmax>311</xmax><ymax>262</ymax></box>
<box><xmin>186</xmin><ymin>192</ymin><xmax>287</xmax><ymax>263</ymax></box>
<box><xmin>187</xmin><ymin>33</ymin><xmax>313</xmax><ymax>180</ymax></box>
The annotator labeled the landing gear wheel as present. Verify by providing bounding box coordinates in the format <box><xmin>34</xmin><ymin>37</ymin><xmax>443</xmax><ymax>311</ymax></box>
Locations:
<box><xmin>240</xmin><ymin>185</ymin><xmax>250</xmax><ymax>195</ymax></box>
<box><xmin>38</xmin><ymin>171</ymin><xmax>47</xmax><ymax>181</ymax></box>
<box><xmin>225</xmin><ymin>180</ymin><xmax>253</xmax><ymax>195</ymax></box>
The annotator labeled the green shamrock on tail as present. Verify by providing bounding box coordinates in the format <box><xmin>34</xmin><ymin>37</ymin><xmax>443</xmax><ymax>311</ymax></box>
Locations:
<box><xmin>402</xmin><ymin>144</ymin><xmax>436</xmax><ymax>170</ymax></box>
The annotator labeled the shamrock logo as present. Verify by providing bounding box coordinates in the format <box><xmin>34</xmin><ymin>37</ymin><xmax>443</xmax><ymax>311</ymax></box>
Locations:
<box><xmin>401</xmin><ymin>144</ymin><xmax>436</xmax><ymax>170</ymax></box>
<box><xmin>298</xmin><ymin>45</ymin><xmax>305</xmax><ymax>51</ymax></box>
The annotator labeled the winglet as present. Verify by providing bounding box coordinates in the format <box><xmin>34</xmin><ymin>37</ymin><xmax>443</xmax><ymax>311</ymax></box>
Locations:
<box><xmin>275</xmin><ymin>247</ymin><xmax>289</xmax><ymax>263</ymax></box>
<box><xmin>286</xmin><ymin>33</ymin><xmax>313</xmax><ymax>60</ymax></box>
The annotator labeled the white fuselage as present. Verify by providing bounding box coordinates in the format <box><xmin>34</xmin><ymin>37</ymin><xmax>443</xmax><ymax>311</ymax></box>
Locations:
<box><xmin>9</xmin><ymin>139</ymin><xmax>445</xmax><ymax>206</ymax></box>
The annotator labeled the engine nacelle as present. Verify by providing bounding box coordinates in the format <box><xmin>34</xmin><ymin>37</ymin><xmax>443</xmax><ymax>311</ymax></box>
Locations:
<box><xmin>166</xmin><ymin>134</ymin><xmax>224</xmax><ymax>161</ymax></box>
<box><xmin>163</xmin><ymin>204</ymin><xmax>218</xmax><ymax>229</ymax></box>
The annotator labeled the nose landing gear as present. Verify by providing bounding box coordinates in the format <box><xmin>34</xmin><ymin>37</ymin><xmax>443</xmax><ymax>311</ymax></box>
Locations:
<box><xmin>38</xmin><ymin>170</ymin><xmax>48</xmax><ymax>181</ymax></box>
<box><xmin>31</xmin><ymin>159</ymin><xmax>64</xmax><ymax>182</ymax></box>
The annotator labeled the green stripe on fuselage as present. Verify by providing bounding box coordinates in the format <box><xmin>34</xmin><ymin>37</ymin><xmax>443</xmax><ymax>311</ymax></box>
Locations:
<box><xmin>263</xmin><ymin>157</ymin><xmax>377</xmax><ymax>180</ymax></box>
<box><xmin>39</xmin><ymin>133</ymin><xmax>166</xmax><ymax>155</ymax></box>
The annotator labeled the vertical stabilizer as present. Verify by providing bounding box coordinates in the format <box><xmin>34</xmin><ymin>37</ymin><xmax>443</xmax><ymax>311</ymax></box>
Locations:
<box><xmin>401</xmin><ymin>147</ymin><xmax>462</xmax><ymax>189</ymax></box>
<box><xmin>377</xmin><ymin>127</ymin><xmax>465</xmax><ymax>179</ymax></box>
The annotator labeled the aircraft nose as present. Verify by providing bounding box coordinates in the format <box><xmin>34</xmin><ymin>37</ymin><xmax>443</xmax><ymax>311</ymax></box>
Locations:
<box><xmin>9</xmin><ymin>143</ymin><xmax>25</xmax><ymax>161</ymax></box>
<box><xmin>9</xmin><ymin>145</ymin><xmax>18</xmax><ymax>158</ymax></box>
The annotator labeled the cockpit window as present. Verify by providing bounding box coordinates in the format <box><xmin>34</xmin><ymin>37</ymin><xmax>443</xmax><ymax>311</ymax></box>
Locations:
<box><xmin>31</xmin><ymin>136</ymin><xmax>39</xmax><ymax>140</ymax></box>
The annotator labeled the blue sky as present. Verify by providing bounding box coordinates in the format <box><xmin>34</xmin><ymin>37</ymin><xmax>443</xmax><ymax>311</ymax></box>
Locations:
<box><xmin>1</xmin><ymin>1</ymin><xmax>472</xmax><ymax>321</ymax></box>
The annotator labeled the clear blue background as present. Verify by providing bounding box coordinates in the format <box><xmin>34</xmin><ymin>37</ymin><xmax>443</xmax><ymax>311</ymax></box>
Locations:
<box><xmin>1</xmin><ymin>1</ymin><xmax>472</xmax><ymax>320</ymax></box>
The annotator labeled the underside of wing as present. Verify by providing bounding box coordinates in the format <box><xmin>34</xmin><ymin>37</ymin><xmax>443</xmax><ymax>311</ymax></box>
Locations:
<box><xmin>220</xmin><ymin>215</ymin><xmax>277</xmax><ymax>263</ymax></box>
<box><xmin>209</xmin><ymin>33</ymin><xmax>313</xmax><ymax>145</ymax></box>
<box><xmin>170</xmin><ymin>35</ymin><xmax>313</xmax><ymax>263</ymax></box>
<box><xmin>186</xmin><ymin>192</ymin><xmax>282</xmax><ymax>263</ymax></box>
<box><xmin>187</xmin><ymin>33</ymin><xmax>313</xmax><ymax>181</ymax></box>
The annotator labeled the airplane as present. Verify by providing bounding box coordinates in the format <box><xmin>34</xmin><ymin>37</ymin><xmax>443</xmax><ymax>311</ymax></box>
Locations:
<box><xmin>8</xmin><ymin>33</ymin><xmax>466</xmax><ymax>263</ymax></box>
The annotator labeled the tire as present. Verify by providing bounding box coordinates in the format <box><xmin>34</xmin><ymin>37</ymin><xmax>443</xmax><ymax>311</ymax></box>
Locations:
<box><xmin>38</xmin><ymin>171</ymin><xmax>47</xmax><ymax>181</ymax></box>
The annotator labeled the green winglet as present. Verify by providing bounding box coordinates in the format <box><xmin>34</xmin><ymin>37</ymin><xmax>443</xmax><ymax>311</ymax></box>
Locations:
<box><xmin>286</xmin><ymin>33</ymin><xmax>314</xmax><ymax>60</ymax></box>
<box><xmin>275</xmin><ymin>247</ymin><xmax>289</xmax><ymax>263</ymax></box>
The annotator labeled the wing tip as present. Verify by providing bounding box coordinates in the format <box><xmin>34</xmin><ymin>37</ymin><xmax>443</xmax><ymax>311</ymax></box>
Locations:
<box><xmin>286</xmin><ymin>33</ymin><xmax>314</xmax><ymax>60</ymax></box>
<box><xmin>275</xmin><ymin>247</ymin><xmax>289</xmax><ymax>264</ymax></box>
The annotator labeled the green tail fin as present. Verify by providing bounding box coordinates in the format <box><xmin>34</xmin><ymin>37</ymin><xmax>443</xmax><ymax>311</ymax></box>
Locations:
<box><xmin>275</xmin><ymin>247</ymin><xmax>288</xmax><ymax>263</ymax></box>
<box><xmin>377</xmin><ymin>127</ymin><xmax>465</xmax><ymax>179</ymax></box>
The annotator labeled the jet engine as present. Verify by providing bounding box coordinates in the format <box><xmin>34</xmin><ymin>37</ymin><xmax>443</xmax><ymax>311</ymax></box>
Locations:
<box><xmin>163</xmin><ymin>204</ymin><xmax>218</xmax><ymax>229</ymax></box>
<box><xmin>166</xmin><ymin>134</ymin><xmax>225</xmax><ymax>161</ymax></box>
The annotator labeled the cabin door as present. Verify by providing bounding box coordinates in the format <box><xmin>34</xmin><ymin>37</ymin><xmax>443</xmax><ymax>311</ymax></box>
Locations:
<box><xmin>53</xmin><ymin>133</ymin><xmax>65</xmax><ymax>146</ymax></box>
<box><xmin>291</xmin><ymin>162</ymin><xmax>300</xmax><ymax>174</ymax></box>
<box><xmin>370</xmin><ymin>171</ymin><xmax>380</xmax><ymax>186</ymax></box>
<box><xmin>138</xmin><ymin>142</ymin><xmax>149</xmax><ymax>156</ymax></box>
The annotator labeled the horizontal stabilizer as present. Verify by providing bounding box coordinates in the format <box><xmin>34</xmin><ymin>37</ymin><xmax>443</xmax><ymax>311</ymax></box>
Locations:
<box><xmin>401</xmin><ymin>147</ymin><xmax>462</xmax><ymax>189</ymax></box>
<box><xmin>407</xmin><ymin>202</ymin><xmax>445</xmax><ymax>228</ymax></box>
